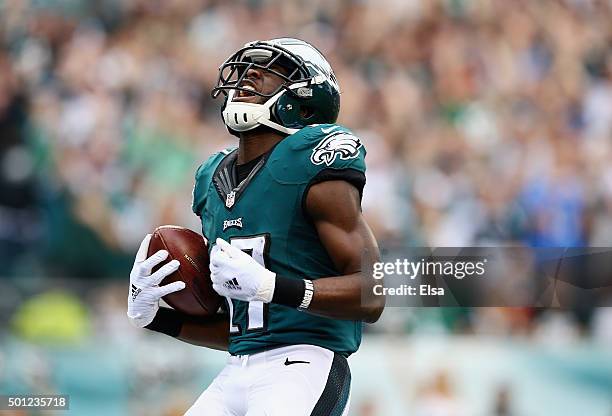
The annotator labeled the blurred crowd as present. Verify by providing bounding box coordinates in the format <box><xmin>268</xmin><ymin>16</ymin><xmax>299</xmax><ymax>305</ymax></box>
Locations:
<box><xmin>1</xmin><ymin>0</ymin><xmax>612</xmax><ymax>342</ymax></box>
<box><xmin>1</xmin><ymin>2</ymin><xmax>612</xmax><ymax>414</ymax></box>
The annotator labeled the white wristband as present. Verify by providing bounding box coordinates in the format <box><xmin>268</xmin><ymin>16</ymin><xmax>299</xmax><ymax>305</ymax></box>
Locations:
<box><xmin>298</xmin><ymin>279</ymin><xmax>314</xmax><ymax>310</ymax></box>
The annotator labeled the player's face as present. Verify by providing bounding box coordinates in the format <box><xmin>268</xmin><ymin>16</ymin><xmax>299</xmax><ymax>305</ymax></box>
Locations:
<box><xmin>232</xmin><ymin>64</ymin><xmax>289</xmax><ymax>105</ymax></box>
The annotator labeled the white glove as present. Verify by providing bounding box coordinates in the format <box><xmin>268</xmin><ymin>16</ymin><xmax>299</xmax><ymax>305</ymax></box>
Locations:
<box><xmin>127</xmin><ymin>234</ymin><xmax>185</xmax><ymax>328</ymax></box>
<box><xmin>210</xmin><ymin>238</ymin><xmax>276</xmax><ymax>303</ymax></box>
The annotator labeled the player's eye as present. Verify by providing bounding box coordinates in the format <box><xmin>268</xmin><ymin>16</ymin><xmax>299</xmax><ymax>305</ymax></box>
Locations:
<box><xmin>267</xmin><ymin>56</ymin><xmax>299</xmax><ymax>79</ymax></box>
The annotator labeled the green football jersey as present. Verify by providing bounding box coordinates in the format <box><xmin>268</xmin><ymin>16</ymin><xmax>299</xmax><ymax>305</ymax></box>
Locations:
<box><xmin>192</xmin><ymin>124</ymin><xmax>366</xmax><ymax>356</ymax></box>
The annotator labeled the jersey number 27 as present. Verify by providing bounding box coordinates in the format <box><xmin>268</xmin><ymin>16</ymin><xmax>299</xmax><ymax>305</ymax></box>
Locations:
<box><xmin>226</xmin><ymin>235</ymin><xmax>269</xmax><ymax>334</ymax></box>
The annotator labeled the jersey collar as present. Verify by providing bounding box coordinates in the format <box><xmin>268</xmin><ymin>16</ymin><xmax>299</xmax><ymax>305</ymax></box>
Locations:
<box><xmin>212</xmin><ymin>149</ymin><xmax>268</xmax><ymax>210</ymax></box>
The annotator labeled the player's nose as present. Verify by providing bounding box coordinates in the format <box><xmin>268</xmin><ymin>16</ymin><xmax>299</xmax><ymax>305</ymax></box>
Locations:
<box><xmin>245</xmin><ymin>66</ymin><xmax>263</xmax><ymax>80</ymax></box>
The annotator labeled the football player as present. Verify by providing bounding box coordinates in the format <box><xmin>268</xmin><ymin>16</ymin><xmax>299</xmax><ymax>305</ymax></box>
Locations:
<box><xmin>128</xmin><ymin>38</ymin><xmax>384</xmax><ymax>415</ymax></box>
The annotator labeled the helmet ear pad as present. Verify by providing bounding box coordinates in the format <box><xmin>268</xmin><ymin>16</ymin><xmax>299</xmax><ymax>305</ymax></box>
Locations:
<box><xmin>274</xmin><ymin>82</ymin><xmax>340</xmax><ymax>130</ymax></box>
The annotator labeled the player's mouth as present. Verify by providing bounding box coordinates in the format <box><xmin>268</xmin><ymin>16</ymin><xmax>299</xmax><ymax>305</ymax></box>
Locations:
<box><xmin>232</xmin><ymin>80</ymin><xmax>262</xmax><ymax>103</ymax></box>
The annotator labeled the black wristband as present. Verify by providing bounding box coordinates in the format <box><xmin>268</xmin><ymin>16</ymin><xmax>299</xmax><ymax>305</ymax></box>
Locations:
<box><xmin>144</xmin><ymin>307</ymin><xmax>184</xmax><ymax>337</ymax></box>
<box><xmin>272</xmin><ymin>275</ymin><xmax>314</xmax><ymax>310</ymax></box>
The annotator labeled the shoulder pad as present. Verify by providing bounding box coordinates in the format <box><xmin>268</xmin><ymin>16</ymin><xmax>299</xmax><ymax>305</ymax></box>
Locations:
<box><xmin>305</xmin><ymin>124</ymin><xmax>363</xmax><ymax>168</ymax></box>
<box><xmin>268</xmin><ymin>124</ymin><xmax>365</xmax><ymax>184</ymax></box>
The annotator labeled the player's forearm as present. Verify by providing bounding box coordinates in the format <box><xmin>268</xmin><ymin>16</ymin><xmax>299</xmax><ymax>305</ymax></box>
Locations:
<box><xmin>307</xmin><ymin>273</ymin><xmax>384</xmax><ymax>323</ymax></box>
<box><xmin>178</xmin><ymin>313</ymin><xmax>229</xmax><ymax>351</ymax></box>
<box><xmin>274</xmin><ymin>272</ymin><xmax>382</xmax><ymax>323</ymax></box>
<box><xmin>271</xmin><ymin>272</ymin><xmax>384</xmax><ymax>323</ymax></box>
<box><xmin>272</xmin><ymin>237</ymin><xmax>385</xmax><ymax>323</ymax></box>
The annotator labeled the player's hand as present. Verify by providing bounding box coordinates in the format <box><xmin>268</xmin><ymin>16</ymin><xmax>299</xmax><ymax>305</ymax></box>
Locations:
<box><xmin>210</xmin><ymin>238</ymin><xmax>276</xmax><ymax>303</ymax></box>
<box><xmin>127</xmin><ymin>234</ymin><xmax>185</xmax><ymax>328</ymax></box>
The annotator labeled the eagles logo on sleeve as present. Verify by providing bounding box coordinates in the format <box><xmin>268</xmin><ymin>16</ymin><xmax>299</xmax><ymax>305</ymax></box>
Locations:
<box><xmin>310</xmin><ymin>132</ymin><xmax>362</xmax><ymax>166</ymax></box>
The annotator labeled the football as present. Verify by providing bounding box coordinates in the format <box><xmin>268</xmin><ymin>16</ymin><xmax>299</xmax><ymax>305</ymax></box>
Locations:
<box><xmin>147</xmin><ymin>225</ymin><xmax>222</xmax><ymax>317</ymax></box>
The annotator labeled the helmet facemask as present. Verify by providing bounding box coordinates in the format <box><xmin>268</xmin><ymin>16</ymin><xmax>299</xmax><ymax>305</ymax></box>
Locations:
<box><xmin>213</xmin><ymin>43</ymin><xmax>311</xmax><ymax>100</ymax></box>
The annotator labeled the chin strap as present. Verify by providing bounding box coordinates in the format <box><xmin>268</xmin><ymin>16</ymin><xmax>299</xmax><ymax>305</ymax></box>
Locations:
<box><xmin>222</xmin><ymin>80</ymin><xmax>318</xmax><ymax>136</ymax></box>
<box><xmin>257</xmin><ymin>113</ymin><xmax>299</xmax><ymax>135</ymax></box>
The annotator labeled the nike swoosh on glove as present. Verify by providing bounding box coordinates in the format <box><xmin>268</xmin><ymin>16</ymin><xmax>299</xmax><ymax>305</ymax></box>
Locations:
<box><xmin>127</xmin><ymin>234</ymin><xmax>186</xmax><ymax>328</ymax></box>
<box><xmin>210</xmin><ymin>238</ymin><xmax>276</xmax><ymax>303</ymax></box>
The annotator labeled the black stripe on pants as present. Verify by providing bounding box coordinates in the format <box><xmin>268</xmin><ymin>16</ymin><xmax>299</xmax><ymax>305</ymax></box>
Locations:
<box><xmin>310</xmin><ymin>353</ymin><xmax>351</xmax><ymax>416</ymax></box>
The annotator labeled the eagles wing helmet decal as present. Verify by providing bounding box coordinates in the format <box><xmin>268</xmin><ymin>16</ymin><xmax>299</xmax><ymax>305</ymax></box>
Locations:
<box><xmin>310</xmin><ymin>132</ymin><xmax>362</xmax><ymax>166</ymax></box>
